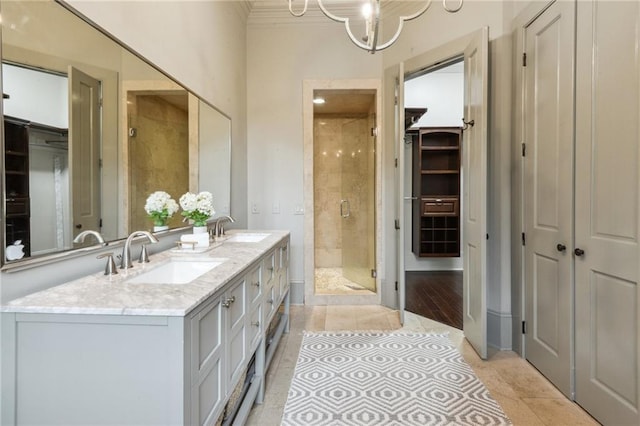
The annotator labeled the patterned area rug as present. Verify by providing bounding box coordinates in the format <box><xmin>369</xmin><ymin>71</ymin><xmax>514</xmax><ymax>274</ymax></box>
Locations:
<box><xmin>282</xmin><ymin>331</ymin><xmax>511</xmax><ymax>426</ymax></box>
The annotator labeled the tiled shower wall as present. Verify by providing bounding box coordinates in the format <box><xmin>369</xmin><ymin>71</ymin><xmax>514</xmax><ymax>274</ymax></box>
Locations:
<box><xmin>128</xmin><ymin>94</ymin><xmax>189</xmax><ymax>231</ymax></box>
<box><xmin>313</xmin><ymin>114</ymin><xmax>374</xmax><ymax>273</ymax></box>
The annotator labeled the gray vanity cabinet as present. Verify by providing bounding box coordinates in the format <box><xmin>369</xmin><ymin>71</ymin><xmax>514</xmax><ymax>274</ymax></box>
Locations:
<box><xmin>1</xmin><ymin>233</ymin><xmax>291</xmax><ymax>426</ymax></box>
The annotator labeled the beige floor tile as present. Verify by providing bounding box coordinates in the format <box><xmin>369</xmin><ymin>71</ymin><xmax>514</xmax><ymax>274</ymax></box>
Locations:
<box><xmin>523</xmin><ymin>398</ymin><xmax>600</xmax><ymax>425</ymax></box>
<box><xmin>324</xmin><ymin>305</ymin><xmax>358</xmax><ymax>330</ymax></box>
<box><xmin>304</xmin><ymin>305</ymin><xmax>326</xmax><ymax>331</ymax></box>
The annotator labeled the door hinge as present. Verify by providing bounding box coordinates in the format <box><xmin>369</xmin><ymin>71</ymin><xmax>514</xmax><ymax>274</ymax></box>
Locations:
<box><xmin>522</xmin><ymin>143</ymin><xmax>526</xmax><ymax>157</ymax></box>
<box><xmin>522</xmin><ymin>52</ymin><xmax>527</xmax><ymax>67</ymax></box>
<box><xmin>371</xmin><ymin>127</ymin><xmax>379</xmax><ymax>137</ymax></box>
<box><xmin>98</xmin><ymin>97</ymin><xmax>103</xmax><ymax>107</ymax></box>
<box><xmin>486</xmin><ymin>233</ymin><xmax>489</xmax><ymax>240</ymax></box>
<box><xmin>395</xmin><ymin>281</ymin><xmax>398</xmax><ymax>291</ymax></box>
<box><xmin>371</xmin><ymin>269</ymin><xmax>377</xmax><ymax>278</ymax></box>
<box><xmin>522</xmin><ymin>232</ymin><xmax>526</xmax><ymax>246</ymax></box>
<box><xmin>522</xmin><ymin>320</ymin><xmax>527</xmax><ymax>334</ymax></box>
<box><xmin>394</xmin><ymin>219</ymin><xmax>400</xmax><ymax>230</ymax></box>
<box><xmin>395</xmin><ymin>158</ymin><xmax>398</xmax><ymax>168</ymax></box>
<box><xmin>98</xmin><ymin>158</ymin><xmax>103</xmax><ymax>167</ymax></box>
<box><xmin>99</xmin><ymin>218</ymin><xmax>103</xmax><ymax>228</ymax></box>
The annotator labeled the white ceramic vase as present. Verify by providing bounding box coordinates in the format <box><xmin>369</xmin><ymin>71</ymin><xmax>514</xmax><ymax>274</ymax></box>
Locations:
<box><xmin>192</xmin><ymin>225</ymin><xmax>208</xmax><ymax>234</ymax></box>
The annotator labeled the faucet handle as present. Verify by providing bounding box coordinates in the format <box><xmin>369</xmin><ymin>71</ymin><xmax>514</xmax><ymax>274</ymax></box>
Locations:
<box><xmin>138</xmin><ymin>244</ymin><xmax>150</xmax><ymax>263</ymax></box>
<box><xmin>97</xmin><ymin>252</ymin><xmax>118</xmax><ymax>276</ymax></box>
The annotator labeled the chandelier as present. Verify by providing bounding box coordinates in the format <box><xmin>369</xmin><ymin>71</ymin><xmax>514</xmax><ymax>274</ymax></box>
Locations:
<box><xmin>288</xmin><ymin>0</ymin><xmax>464</xmax><ymax>53</ymax></box>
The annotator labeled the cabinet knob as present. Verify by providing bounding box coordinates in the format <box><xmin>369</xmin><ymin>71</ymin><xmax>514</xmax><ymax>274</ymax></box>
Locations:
<box><xmin>252</xmin><ymin>281</ymin><xmax>260</xmax><ymax>287</ymax></box>
<box><xmin>251</xmin><ymin>321</ymin><xmax>260</xmax><ymax>327</ymax></box>
<box><xmin>574</xmin><ymin>248</ymin><xmax>585</xmax><ymax>257</ymax></box>
<box><xmin>556</xmin><ymin>243</ymin><xmax>566</xmax><ymax>252</ymax></box>
<box><xmin>268</xmin><ymin>299</ymin><xmax>274</xmax><ymax>304</ymax></box>
<box><xmin>222</xmin><ymin>300</ymin><xmax>231</xmax><ymax>308</ymax></box>
<box><xmin>75</xmin><ymin>224</ymin><xmax>82</xmax><ymax>229</ymax></box>
<box><xmin>228</xmin><ymin>296</ymin><xmax>235</xmax><ymax>304</ymax></box>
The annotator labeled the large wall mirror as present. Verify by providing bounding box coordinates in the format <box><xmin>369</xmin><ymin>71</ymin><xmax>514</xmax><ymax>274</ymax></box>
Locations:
<box><xmin>0</xmin><ymin>0</ymin><xmax>231</xmax><ymax>267</ymax></box>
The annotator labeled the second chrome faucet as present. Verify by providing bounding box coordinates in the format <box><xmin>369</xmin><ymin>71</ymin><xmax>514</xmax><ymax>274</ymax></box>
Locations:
<box><xmin>120</xmin><ymin>231</ymin><xmax>159</xmax><ymax>270</ymax></box>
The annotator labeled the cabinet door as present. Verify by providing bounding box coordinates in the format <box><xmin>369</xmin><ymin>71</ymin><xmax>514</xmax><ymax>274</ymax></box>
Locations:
<box><xmin>247</xmin><ymin>264</ymin><xmax>262</xmax><ymax>310</ymax></box>
<box><xmin>190</xmin><ymin>296</ymin><xmax>225</xmax><ymax>426</ymax></box>
<box><xmin>248</xmin><ymin>305</ymin><xmax>262</xmax><ymax>354</ymax></box>
<box><xmin>225</xmin><ymin>277</ymin><xmax>247</xmax><ymax>390</ymax></box>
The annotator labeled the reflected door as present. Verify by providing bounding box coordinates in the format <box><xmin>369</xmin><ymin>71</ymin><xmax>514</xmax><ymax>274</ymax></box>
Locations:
<box><xmin>69</xmin><ymin>66</ymin><xmax>101</xmax><ymax>240</ymax></box>
<box><xmin>341</xmin><ymin>118</ymin><xmax>376</xmax><ymax>292</ymax></box>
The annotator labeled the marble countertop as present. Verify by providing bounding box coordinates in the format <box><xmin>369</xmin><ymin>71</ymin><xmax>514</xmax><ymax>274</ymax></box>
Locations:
<box><xmin>1</xmin><ymin>230</ymin><xmax>289</xmax><ymax>317</ymax></box>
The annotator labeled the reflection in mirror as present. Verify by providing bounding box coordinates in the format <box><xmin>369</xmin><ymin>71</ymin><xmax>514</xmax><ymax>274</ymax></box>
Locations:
<box><xmin>1</xmin><ymin>0</ymin><xmax>231</xmax><ymax>267</ymax></box>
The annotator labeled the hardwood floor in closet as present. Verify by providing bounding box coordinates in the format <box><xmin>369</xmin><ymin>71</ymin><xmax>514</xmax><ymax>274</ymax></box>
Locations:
<box><xmin>405</xmin><ymin>271</ymin><xmax>463</xmax><ymax>330</ymax></box>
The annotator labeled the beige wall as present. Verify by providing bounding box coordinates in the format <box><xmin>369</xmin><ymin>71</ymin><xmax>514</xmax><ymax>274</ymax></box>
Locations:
<box><xmin>248</xmin><ymin>1</ymin><xmax>515</xmax><ymax>347</ymax></box>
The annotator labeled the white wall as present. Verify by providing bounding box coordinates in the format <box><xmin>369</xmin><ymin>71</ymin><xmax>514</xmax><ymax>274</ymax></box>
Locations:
<box><xmin>2</xmin><ymin>64</ymin><xmax>68</xmax><ymax>128</ymax></box>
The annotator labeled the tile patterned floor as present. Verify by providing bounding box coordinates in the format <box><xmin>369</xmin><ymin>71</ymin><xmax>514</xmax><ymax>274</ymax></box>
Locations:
<box><xmin>246</xmin><ymin>305</ymin><xmax>600</xmax><ymax>426</ymax></box>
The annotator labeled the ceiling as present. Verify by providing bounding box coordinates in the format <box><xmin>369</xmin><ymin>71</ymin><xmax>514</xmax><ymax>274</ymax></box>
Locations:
<box><xmin>313</xmin><ymin>89</ymin><xmax>375</xmax><ymax>115</ymax></box>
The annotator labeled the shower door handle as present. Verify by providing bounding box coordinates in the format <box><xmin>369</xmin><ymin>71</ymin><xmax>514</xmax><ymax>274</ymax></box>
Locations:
<box><xmin>340</xmin><ymin>199</ymin><xmax>351</xmax><ymax>218</ymax></box>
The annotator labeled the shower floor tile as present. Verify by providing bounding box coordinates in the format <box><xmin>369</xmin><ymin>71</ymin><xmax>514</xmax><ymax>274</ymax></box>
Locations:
<box><xmin>314</xmin><ymin>267</ymin><xmax>375</xmax><ymax>295</ymax></box>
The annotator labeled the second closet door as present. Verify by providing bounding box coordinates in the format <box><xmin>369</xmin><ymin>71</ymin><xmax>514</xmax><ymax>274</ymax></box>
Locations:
<box><xmin>523</xmin><ymin>0</ymin><xmax>575</xmax><ymax>399</ymax></box>
<box><xmin>574</xmin><ymin>1</ymin><xmax>640</xmax><ymax>424</ymax></box>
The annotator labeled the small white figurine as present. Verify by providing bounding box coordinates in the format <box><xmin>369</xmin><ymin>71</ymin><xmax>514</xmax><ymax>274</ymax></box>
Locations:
<box><xmin>6</xmin><ymin>240</ymin><xmax>25</xmax><ymax>261</ymax></box>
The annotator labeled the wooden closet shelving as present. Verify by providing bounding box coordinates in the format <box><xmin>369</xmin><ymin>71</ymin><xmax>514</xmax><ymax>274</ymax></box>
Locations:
<box><xmin>412</xmin><ymin>127</ymin><xmax>462</xmax><ymax>257</ymax></box>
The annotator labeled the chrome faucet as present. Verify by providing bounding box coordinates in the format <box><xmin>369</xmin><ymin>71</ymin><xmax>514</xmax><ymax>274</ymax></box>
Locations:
<box><xmin>213</xmin><ymin>215</ymin><xmax>235</xmax><ymax>238</ymax></box>
<box><xmin>73</xmin><ymin>230</ymin><xmax>107</xmax><ymax>246</ymax></box>
<box><xmin>120</xmin><ymin>231</ymin><xmax>159</xmax><ymax>270</ymax></box>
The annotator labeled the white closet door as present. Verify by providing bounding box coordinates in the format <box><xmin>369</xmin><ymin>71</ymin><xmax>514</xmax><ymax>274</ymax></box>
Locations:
<box><xmin>523</xmin><ymin>0</ymin><xmax>575</xmax><ymax>398</ymax></box>
<box><xmin>575</xmin><ymin>1</ymin><xmax>640</xmax><ymax>424</ymax></box>
<box><xmin>462</xmin><ymin>27</ymin><xmax>489</xmax><ymax>359</ymax></box>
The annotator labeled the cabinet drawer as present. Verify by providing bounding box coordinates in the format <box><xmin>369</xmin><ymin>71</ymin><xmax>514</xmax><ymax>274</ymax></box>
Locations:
<box><xmin>421</xmin><ymin>198</ymin><xmax>458</xmax><ymax>216</ymax></box>
<box><xmin>6</xmin><ymin>198</ymin><xmax>29</xmax><ymax>216</ymax></box>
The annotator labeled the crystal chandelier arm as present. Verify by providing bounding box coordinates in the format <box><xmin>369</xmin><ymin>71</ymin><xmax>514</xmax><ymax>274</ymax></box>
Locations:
<box><xmin>288</xmin><ymin>0</ymin><xmax>309</xmax><ymax>17</ymax></box>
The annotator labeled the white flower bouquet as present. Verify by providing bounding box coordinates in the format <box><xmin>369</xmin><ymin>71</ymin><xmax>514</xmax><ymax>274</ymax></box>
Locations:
<box><xmin>145</xmin><ymin>191</ymin><xmax>179</xmax><ymax>226</ymax></box>
<box><xmin>179</xmin><ymin>191</ymin><xmax>215</xmax><ymax>227</ymax></box>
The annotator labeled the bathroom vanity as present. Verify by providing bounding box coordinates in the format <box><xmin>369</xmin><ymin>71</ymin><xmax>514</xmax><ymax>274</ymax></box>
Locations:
<box><xmin>1</xmin><ymin>230</ymin><xmax>290</xmax><ymax>426</ymax></box>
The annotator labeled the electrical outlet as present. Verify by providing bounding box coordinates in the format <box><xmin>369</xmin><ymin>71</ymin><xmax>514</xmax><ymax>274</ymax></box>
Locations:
<box><xmin>251</xmin><ymin>203</ymin><xmax>259</xmax><ymax>214</ymax></box>
<box><xmin>294</xmin><ymin>204</ymin><xmax>304</xmax><ymax>215</ymax></box>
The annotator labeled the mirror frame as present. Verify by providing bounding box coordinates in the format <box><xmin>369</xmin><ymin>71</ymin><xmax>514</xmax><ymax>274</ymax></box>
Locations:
<box><xmin>0</xmin><ymin>0</ymin><xmax>231</xmax><ymax>271</ymax></box>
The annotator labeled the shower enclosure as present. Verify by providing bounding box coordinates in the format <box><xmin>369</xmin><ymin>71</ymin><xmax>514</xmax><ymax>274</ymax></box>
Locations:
<box><xmin>314</xmin><ymin>102</ymin><xmax>376</xmax><ymax>295</ymax></box>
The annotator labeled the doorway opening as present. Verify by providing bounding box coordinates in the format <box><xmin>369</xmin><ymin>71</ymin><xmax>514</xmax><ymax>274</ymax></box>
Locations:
<box><xmin>313</xmin><ymin>89</ymin><xmax>377</xmax><ymax>296</ymax></box>
<box><xmin>303</xmin><ymin>80</ymin><xmax>382</xmax><ymax>306</ymax></box>
<box><xmin>403</xmin><ymin>59</ymin><xmax>464</xmax><ymax>329</ymax></box>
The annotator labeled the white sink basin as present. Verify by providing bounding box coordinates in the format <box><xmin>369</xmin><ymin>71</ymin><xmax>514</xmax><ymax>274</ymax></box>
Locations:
<box><xmin>226</xmin><ymin>233</ymin><xmax>270</xmax><ymax>243</ymax></box>
<box><xmin>126</xmin><ymin>257</ymin><xmax>227</xmax><ymax>284</ymax></box>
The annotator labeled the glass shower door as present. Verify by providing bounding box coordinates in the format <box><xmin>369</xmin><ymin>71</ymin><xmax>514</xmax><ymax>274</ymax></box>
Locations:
<box><xmin>341</xmin><ymin>118</ymin><xmax>376</xmax><ymax>292</ymax></box>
